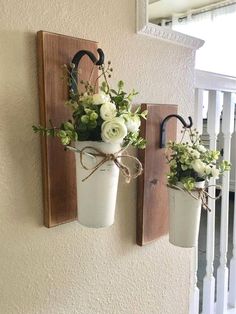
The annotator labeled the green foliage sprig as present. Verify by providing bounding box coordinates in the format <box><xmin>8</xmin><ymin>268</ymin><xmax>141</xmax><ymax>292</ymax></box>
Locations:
<box><xmin>166</xmin><ymin>128</ymin><xmax>231</xmax><ymax>191</ymax></box>
<box><xmin>33</xmin><ymin>61</ymin><xmax>147</xmax><ymax>149</ymax></box>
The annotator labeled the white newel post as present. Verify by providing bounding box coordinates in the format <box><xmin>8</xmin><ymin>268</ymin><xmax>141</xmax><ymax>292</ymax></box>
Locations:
<box><xmin>75</xmin><ymin>141</ymin><xmax>120</xmax><ymax>228</ymax></box>
<box><xmin>229</xmin><ymin>119</ymin><xmax>236</xmax><ymax>307</ymax></box>
<box><xmin>203</xmin><ymin>90</ymin><xmax>221</xmax><ymax>314</ymax></box>
<box><xmin>216</xmin><ymin>92</ymin><xmax>235</xmax><ymax>314</ymax></box>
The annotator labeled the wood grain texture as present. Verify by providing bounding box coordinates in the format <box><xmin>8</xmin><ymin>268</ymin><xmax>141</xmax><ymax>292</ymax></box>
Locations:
<box><xmin>137</xmin><ymin>104</ymin><xmax>177</xmax><ymax>246</ymax></box>
<box><xmin>37</xmin><ymin>31</ymin><xmax>98</xmax><ymax>227</ymax></box>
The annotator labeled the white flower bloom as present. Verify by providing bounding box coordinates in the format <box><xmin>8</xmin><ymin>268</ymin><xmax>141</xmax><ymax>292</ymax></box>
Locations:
<box><xmin>101</xmin><ymin>117</ymin><xmax>127</xmax><ymax>144</ymax></box>
<box><xmin>191</xmin><ymin>159</ymin><xmax>206</xmax><ymax>176</ymax></box>
<box><xmin>211</xmin><ymin>166</ymin><xmax>220</xmax><ymax>179</ymax></box>
<box><xmin>79</xmin><ymin>93</ymin><xmax>92</xmax><ymax>103</ymax></box>
<box><xmin>191</xmin><ymin>149</ymin><xmax>200</xmax><ymax>159</ymax></box>
<box><xmin>181</xmin><ymin>164</ymin><xmax>188</xmax><ymax>171</ymax></box>
<box><xmin>187</xmin><ymin>146</ymin><xmax>200</xmax><ymax>159</ymax></box>
<box><xmin>197</xmin><ymin>144</ymin><xmax>207</xmax><ymax>153</ymax></box>
<box><xmin>123</xmin><ymin>115</ymin><xmax>141</xmax><ymax>133</ymax></box>
<box><xmin>92</xmin><ymin>92</ymin><xmax>110</xmax><ymax>105</ymax></box>
<box><xmin>100</xmin><ymin>102</ymin><xmax>117</xmax><ymax>121</ymax></box>
<box><xmin>204</xmin><ymin>165</ymin><xmax>212</xmax><ymax>175</ymax></box>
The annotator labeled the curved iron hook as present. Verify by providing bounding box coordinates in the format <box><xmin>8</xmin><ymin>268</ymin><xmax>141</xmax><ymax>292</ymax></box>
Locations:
<box><xmin>70</xmin><ymin>48</ymin><xmax>105</xmax><ymax>96</ymax></box>
<box><xmin>160</xmin><ymin>114</ymin><xmax>193</xmax><ymax>148</ymax></box>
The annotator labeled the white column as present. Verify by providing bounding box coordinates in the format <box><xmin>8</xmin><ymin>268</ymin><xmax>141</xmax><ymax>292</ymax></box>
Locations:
<box><xmin>216</xmin><ymin>92</ymin><xmax>235</xmax><ymax>314</ymax></box>
<box><xmin>228</xmin><ymin>94</ymin><xmax>236</xmax><ymax>308</ymax></box>
<box><xmin>203</xmin><ymin>90</ymin><xmax>222</xmax><ymax>314</ymax></box>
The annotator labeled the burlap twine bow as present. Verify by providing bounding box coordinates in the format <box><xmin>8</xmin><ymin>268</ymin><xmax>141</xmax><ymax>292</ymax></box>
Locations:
<box><xmin>167</xmin><ymin>184</ymin><xmax>222</xmax><ymax>212</ymax></box>
<box><xmin>66</xmin><ymin>145</ymin><xmax>143</xmax><ymax>183</ymax></box>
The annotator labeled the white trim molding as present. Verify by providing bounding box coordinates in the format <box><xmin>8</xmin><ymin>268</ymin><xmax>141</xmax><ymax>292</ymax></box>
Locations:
<box><xmin>195</xmin><ymin>70</ymin><xmax>236</xmax><ymax>92</ymax></box>
<box><xmin>136</xmin><ymin>0</ymin><xmax>204</xmax><ymax>50</ymax></box>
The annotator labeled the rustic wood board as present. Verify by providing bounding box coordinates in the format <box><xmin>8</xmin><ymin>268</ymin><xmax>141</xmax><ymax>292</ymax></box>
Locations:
<box><xmin>137</xmin><ymin>104</ymin><xmax>177</xmax><ymax>246</ymax></box>
<box><xmin>37</xmin><ymin>31</ymin><xmax>99</xmax><ymax>227</ymax></box>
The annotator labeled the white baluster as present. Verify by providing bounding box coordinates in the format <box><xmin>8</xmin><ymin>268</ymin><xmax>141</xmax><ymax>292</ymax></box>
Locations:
<box><xmin>228</xmin><ymin>94</ymin><xmax>236</xmax><ymax>308</ymax></box>
<box><xmin>203</xmin><ymin>90</ymin><xmax>222</xmax><ymax>314</ymax></box>
<box><xmin>194</xmin><ymin>89</ymin><xmax>204</xmax><ymax>133</ymax></box>
<box><xmin>216</xmin><ymin>92</ymin><xmax>235</xmax><ymax>314</ymax></box>
<box><xmin>189</xmin><ymin>248</ymin><xmax>200</xmax><ymax>314</ymax></box>
<box><xmin>189</xmin><ymin>89</ymin><xmax>204</xmax><ymax>314</ymax></box>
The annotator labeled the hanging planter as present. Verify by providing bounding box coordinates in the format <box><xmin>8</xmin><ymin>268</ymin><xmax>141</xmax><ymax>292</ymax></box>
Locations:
<box><xmin>75</xmin><ymin>141</ymin><xmax>120</xmax><ymax>228</ymax></box>
<box><xmin>165</xmin><ymin>127</ymin><xmax>231</xmax><ymax>248</ymax></box>
<box><xmin>168</xmin><ymin>181</ymin><xmax>204</xmax><ymax>248</ymax></box>
<box><xmin>33</xmin><ymin>48</ymin><xmax>147</xmax><ymax>228</ymax></box>
<box><xmin>73</xmin><ymin>140</ymin><xmax>143</xmax><ymax>228</ymax></box>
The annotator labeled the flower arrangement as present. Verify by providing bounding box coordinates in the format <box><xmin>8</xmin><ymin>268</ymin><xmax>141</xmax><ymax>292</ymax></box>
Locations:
<box><xmin>33</xmin><ymin>61</ymin><xmax>147</xmax><ymax>149</ymax></box>
<box><xmin>166</xmin><ymin>128</ymin><xmax>231</xmax><ymax>191</ymax></box>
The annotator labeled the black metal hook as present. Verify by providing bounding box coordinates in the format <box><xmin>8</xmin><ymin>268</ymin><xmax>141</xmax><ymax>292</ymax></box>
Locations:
<box><xmin>160</xmin><ymin>114</ymin><xmax>193</xmax><ymax>148</ymax></box>
<box><xmin>70</xmin><ymin>48</ymin><xmax>105</xmax><ymax>96</ymax></box>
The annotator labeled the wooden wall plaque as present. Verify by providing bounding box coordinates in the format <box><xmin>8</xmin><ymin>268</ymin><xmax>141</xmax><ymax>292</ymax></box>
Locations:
<box><xmin>37</xmin><ymin>31</ymin><xmax>99</xmax><ymax>227</ymax></box>
<box><xmin>137</xmin><ymin>104</ymin><xmax>177</xmax><ymax>246</ymax></box>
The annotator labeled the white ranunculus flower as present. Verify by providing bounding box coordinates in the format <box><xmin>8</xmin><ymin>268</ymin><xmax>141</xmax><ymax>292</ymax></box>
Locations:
<box><xmin>92</xmin><ymin>92</ymin><xmax>110</xmax><ymax>105</ymax></box>
<box><xmin>101</xmin><ymin>117</ymin><xmax>127</xmax><ymax>144</ymax></box>
<box><xmin>124</xmin><ymin>115</ymin><xmax>141</xmax><ymax>133</ymax></box>
<box><xmin>191</xmin><ymin>159</ymin><xmax>206</xmax><ymax>176</ymax></box>
<box><xmin>211</xmin><ymin>166</ymin><xmax>220</xmax><ymax>179</ymax></box>
<box><xmin>100</xmin><ymin>102</ymin><xmax>117</xmax><ymax>121</ymax></box>
<box><xmin>197</xmin><ymin>144</ymin><xmax>207</xmax><ymax>153</ymax></box>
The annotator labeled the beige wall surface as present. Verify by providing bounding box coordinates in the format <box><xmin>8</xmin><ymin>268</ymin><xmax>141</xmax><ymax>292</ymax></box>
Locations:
<box><xmin>0</xmin><ymin>1</ymin><xmax>196</xmax><ymax>313</ymax></box>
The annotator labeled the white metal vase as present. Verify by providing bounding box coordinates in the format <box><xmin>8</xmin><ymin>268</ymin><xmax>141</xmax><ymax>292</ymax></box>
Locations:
<box><xmin>75</xmin><ymin>141</ymin><xmax>120</xmax><ymax>228</ymax></box>
<box><xmin>168</xmin><ymin>181</ymin><xmax>204</xmax><ymax>248</ymax></box>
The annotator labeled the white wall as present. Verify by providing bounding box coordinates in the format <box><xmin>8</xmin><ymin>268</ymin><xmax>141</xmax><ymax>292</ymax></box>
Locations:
<box><xmin>0</xmin><ymin>1</ymin><xmax>196</xmax><ymax>313</ymax></box>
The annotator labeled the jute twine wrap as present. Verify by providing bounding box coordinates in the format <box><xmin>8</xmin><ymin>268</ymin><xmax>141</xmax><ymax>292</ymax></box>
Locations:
<box><xmin>167</xmin><ymin>184</ymin><xmax>222</xmax><ymax>212</ymax></box>
<box><xmin>67</xmin><ymin>145</ymin><xmax>143</xmax><ymax>183</ymax></box>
